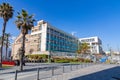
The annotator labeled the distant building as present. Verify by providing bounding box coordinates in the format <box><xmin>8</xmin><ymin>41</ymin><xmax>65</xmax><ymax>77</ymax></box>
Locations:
<box><xmin>105</xmin><ymin>51</ymin><xmax>120</xmax><ymax>63</ymax></box>
<box><xmin>79</xmin><ymin>36</ymin><xmax>103</xmax><ymax>54</ymax></box>
<box><xmin>12</xmin><ymin>20</ymin><xmax>78</xmax><ymax>59</ymax></box>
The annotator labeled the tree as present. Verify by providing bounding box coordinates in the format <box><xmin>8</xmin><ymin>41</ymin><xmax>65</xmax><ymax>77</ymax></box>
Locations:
<box><xmin>0</xmin><ymin>36</ymin><xmax>2</xmax><ymax>45</ymax></box>
<box><xmin>15</xmin><ymin>9</ymin><xmax>35</xmax><ymax>71</ymax></box>
<box><xmin>4</xmin><ymin>33</ymin><xmax>11</xmax><ymax>60</ymax></box>
<box><xmin>0</xmin><ymin>3</ymin><xmax>14</xmax><ymax>67</ymax></box>
<box><xmin>77</xmin><ymin>43</ymin><xmax>90</xmax><ymax>56</ymax></box>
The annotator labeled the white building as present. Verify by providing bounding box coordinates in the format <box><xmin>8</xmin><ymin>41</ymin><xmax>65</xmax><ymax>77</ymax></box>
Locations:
<box><xmin>79</xmin><ymin>36</ymin><xmax>103</xmax><ymax>54</ymax></box>
<box><xmin>12</xmin><ymin>20</ymin><xmax>78</xmax><ymax>59</ymax></box>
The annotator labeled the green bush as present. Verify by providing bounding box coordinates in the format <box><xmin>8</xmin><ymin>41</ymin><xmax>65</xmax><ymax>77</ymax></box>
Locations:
<box><xmin>52</xmin><ymin>57</ymin><xmax>92</xmax><ymax>63</ymax></box>
<box><xmin>52</xmin><ymin>57</ymin><xmax>78</xmax><ymax>63</ymax></box>
<box><xmin>26</xmin><ymin>54</ymin><xmax>48</xmax><ymax>61</ymax></box>
<box><xmin>84</xmin><ymin>59</ymin><xmax>92</xmax><ymax>63</ymax></box>
<box><xmin>25</xmin><ymin>55</ymin><xmax>92</xmax><ymax>63</ymax></box>
<box><xmin>54</xmin><ymin>59</ymin><xmax>69</xmax><ymax>63</ymax></box>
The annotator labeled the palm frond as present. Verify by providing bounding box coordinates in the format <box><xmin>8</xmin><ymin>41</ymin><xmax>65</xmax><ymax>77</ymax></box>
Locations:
<box><xmin>15</xmin><ymin>9</ymin><xmax>35</xmax><ymax>34</ymax></box>
<box><xmin>28</xmin><ymin>14</ymin><xmax>34</xmax><ymax>19</ymax></box>
<box><xmin>0</xmin><ymin>2</ymin><xmax>14</xmax><ymax>21</ymax></box>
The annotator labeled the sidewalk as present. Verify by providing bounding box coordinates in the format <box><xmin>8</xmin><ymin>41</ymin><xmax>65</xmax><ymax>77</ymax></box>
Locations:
<box><xmin>0</xmin><ymin>63</ymin><xmax>95</xmax><ymax>80</ymax></box>
<box><xmin>41</xmin><ymin>64</ymin><xmax>119</xmax><ymax>80</ymax></box>
<box><xmin>0</xmin><ymin>63</ymin><xmax>119</xmax><ymax>80</ymax></box>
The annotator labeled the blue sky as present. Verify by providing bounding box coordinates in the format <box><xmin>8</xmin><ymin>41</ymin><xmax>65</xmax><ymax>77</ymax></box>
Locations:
<box><xmin>0</xmin><ymin>0</ymin><xmax>120</xmax><ymax>51</ymax></box>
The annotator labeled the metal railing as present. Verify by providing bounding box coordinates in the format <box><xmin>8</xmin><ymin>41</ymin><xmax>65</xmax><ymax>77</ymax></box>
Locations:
<box><xmin>14</xmin><ymin>63</ymin><xmax>95</xmax><ymax>80</ymax></box>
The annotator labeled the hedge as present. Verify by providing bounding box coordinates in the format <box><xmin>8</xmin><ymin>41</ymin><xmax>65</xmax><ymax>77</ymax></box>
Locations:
<box><xmin>25</xmin><ymin>54</ymin><xmax>48</xmax><ymax>62</ymax></box>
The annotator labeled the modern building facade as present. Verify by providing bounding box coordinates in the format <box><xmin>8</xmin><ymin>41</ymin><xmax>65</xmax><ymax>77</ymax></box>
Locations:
<box><xmin>12</xmin><ymin>20</ymin><xmax>78</xmax><ymax>59</ymax></box>
<box><xmin>79</xmin><ymin>36</ymin><xmax>103</xmax><ymax>54</ymax></box>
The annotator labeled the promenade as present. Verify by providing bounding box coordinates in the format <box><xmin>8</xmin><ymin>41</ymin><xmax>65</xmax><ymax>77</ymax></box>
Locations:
<box><xmin>44</xmin><ymin>64</ymin><xmax>120</xmax><ymax>80</ymax></box>
<box><xmin>0</xmin><ymin>63</ymin><xmax>120</xmax><ymax>80</ymax></box>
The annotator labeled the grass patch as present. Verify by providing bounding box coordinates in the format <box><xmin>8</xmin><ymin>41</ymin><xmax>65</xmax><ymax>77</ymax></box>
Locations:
<box><xmin>2</xmin><ymin>64</ymin><xmax>14</xmax><ymax>68</ymax></box>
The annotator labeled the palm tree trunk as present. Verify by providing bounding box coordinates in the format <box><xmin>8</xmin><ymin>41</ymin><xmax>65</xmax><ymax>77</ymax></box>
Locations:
<box><xmin>20</xmin><ymin>33</ymin><xmax>25</xmax><ymax>71</ymax></box>
<box><xmin>5</xmin><ymin>38</ymin><xmax>8</xmax><ymax>60</ymax></box>
<box><xmin>0</xmin><ymin>21</ymin><xmax>7</xmax><ymax>67</ymax></box>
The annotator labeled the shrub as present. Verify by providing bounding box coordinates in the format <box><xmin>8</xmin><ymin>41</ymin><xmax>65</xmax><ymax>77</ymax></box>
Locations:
<box><xmin>77</xmin><ymin>58</ymin><xmax>84</xmax><ymax>62</ymax></box>
<box><xmin>26</xmin><ymin>54</ymin><xmax>48</xmax><ymax>62</ymax></box>
<box><xmin>84</xmin><ymin>59</ymin><xmax>92</xmax><ymax>63</ymax></box>
<box><xmin>52</xmin><ymin>57</ymin><xmax>79</xmax><ymax>63</ymax></box>
<box><xmin>55</xmin><ymin>59</ymin><xmax>69</xmax><ymax>63</ymax></box>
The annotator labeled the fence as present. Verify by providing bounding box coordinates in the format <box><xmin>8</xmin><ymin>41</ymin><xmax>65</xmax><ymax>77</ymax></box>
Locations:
<box><xmin>14</xmin><ymin>63</ymin><xmax>95</xmax><ymax>80</ymax></box>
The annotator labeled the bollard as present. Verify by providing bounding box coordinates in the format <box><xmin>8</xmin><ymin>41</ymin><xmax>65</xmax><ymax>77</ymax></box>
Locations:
<box><xmin>15</xmin><ymin>70</ymin><xmax>17</xmax><ymax>80</ymax></box>
<box><xmin>37</xmin><ymin>68</ymin><xmax>39</xmax><ymax>80</ymax></box>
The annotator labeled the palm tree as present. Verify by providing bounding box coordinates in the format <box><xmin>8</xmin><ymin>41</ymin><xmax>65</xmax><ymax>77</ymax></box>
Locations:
<box><xmin>0</xmin><ymin>36</ymin><xmax>2</xmax><ymax>45</ymax></box>
<box><xmin>0</xmin><ymin>36</ymin><xmax>6</xmax><ymax>46</ymax></box>
<box><xmin>15</xmin><ymin>9</ymin><xmax>35</xmax><ymax>71</ymax></box>
<box><xmin>77</xmin><ymin>43</ymin><xmax>90</xmax><ymax>57</ymax></box>
<box><xmin>0</xmin><ymin>3</ymin><xmax>14</xmax><ymax>67</ymax></box>
<box><xmin>4</xmin><ymin>33</ymin><xmax>11</xmax><ymax>60</ymax></box>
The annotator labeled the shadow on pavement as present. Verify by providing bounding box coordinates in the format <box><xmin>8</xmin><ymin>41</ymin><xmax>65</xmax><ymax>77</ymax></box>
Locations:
<box><xmin>70</xmin><ymin>66</ymin><xmax>120</xmax><ymax>80</ymax></box>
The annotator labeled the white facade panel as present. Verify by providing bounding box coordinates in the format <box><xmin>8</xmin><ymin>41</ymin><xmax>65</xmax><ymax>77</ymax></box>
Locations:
<box><xmin>40</xmin><ymin>23</ymin><xmax>47</xmax><ymax>51</ymax></box>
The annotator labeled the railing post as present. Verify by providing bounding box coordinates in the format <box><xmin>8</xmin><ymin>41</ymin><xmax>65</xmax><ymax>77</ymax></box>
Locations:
<box><xmin>76</xmin><ymin>64</ymin><xmax>78</xmax><ymax>69</ymax></box>
<box><xmin>52</xmin><ymin>67</ymin><xmax>54</xmax><ymax>76</ymax></box>
<box><xmin>70</xmin><ymin>64</ymin><xmax>72</xmax><ymax>71</ymax></box>
<box><xmin>85</xmin><ymin>63</ymin><xmax>87</xmax><ymax>67</ymax></box>
<box><xmin>81</xmin><ymin>63</ymin><xmax>83</xmax><ymax>68</ymax></box>
<box><xmin>37</xmin><ymin>68</ymin><xmax>39</xmax><ymax>80</ymax></box>
<box><xmin>15</xmin><ymin>70</ymin><xmax>17</xmax><ymax>80</ymax></box>
<box><xmin>63</xmin><ymin>65</ymin><xmax>64</xmax><ymax>73</ymax></box>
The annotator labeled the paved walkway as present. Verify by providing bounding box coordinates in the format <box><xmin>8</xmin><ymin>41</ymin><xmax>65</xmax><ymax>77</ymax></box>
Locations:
<box><xmin>0</xmin><ymin>63</ymin><xmax>94</xmax><ymax>80</ymax></box>
<box><xmin>0</xmin><ymin>63</ymin><xmax>120</xmax><ymax>80</ymax></box>
<box><xmin>0</xmin><ymin>63</ymin><xmax>63</xmax><ymax>75</ymax></box>
<box><xmin>44</xmin><ymin>64</ymin><xmax>120</xmax><ymax>80</ymax></box>
<box><xmin>69</xmin><ymin>64</ymin><xmax>120</xmax><ymax>80</ymax></box>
